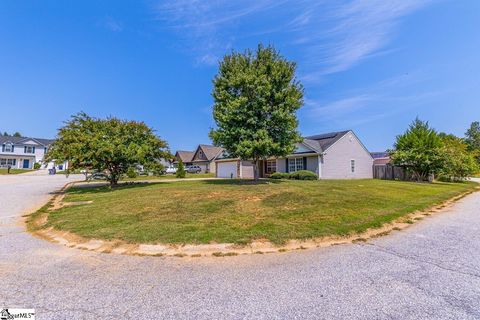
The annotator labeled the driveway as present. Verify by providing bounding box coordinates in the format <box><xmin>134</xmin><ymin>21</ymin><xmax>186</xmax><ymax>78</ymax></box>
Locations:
<box><xmin>1</xmin><ymin>174</ymin><xmax>480</xmax><ymax>319</ymax></box>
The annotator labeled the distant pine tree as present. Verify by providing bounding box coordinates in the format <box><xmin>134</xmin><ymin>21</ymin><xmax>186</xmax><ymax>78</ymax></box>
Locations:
<box><xmin>176</xmin><ymin>159</ymin><xmax>186</xmax><ymax>178</ymax></box>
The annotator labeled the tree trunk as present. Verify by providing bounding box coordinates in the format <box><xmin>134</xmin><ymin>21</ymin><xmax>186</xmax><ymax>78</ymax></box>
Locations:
<box><xmin>253</xmin><ymin>159</ymin><xmax>259</xmax><ymax>181</ymax></box>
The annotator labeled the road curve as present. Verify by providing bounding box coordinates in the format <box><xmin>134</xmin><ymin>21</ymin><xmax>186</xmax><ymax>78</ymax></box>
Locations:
<box><xmin>1</xmin><ymin>173</ymin><xmax>480</xmax><ymax>319</ymax></box>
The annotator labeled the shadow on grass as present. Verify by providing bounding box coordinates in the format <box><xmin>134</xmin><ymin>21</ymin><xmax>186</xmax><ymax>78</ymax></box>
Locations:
<box><xmin>66</xmin><ymin>182</ymin><xmax>160</xmax><ymax>195</ymax></box>
<box><xmin>65</xmin><ymin>178</ymin><xmax>287</xmax><ymax>195</ymax></box>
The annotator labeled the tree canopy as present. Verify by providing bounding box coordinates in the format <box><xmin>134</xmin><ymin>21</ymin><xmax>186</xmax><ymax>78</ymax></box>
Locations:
<box><xmin>209</xmin><ymin>44</ymin><xmax>303</xmax><ymax>179</ymax></box>
<box><xmin>391</xmin><ymin>118</ymin><xmax>444</xmax><ymax>181</ymax></box>
<box><xmin>438</xmin><ymin>133</ymin><xmax>478</xmax><ymax>181</ymax></box>
<box><xmin>46</xmin><ymin>112</ymin><xmax>170</xmax><ymax>185</ymax></box>
<box><xmin>465</xmin><ymin>121</ymin><xmax>480</xmax><ymax>163</ymax></box>
<box><xmin>2</xmin><ymin>131</ymin><xmax>22</xmax><ymax>137</ymax></box>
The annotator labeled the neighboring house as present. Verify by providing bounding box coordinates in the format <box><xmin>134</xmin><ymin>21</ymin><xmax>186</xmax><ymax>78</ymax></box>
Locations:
<box><xmin>215</xmin><ymin>130</ymin><xmax>373</xmax><ymax>179</ymax></box>
<box><xmin>0</xmin><ymin>135</ymin><xmax>68</xmax><ymax>170</ymax></box>
<box><xmin>174</xmin><ymin>145</ymin><xmax>224</xmax><ymax>173</ymax></box>
<box><xmin>371</xmin><ymin>152</ymin><xmax>392</xmax><ymax>166</ymax></box>
<box><xmin>174</xmin><ymin>150</ymin><xmax>195</xmax><ymax>167</ymax></box>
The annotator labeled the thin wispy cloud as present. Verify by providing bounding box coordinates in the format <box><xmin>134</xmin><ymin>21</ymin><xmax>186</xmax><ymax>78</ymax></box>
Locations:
<box><xmin>154</xmin><ymin>0</ymin><xmax>432</xmax><ymax>75</ymax></box>
<box><xmin>304</xmin><ymin>72</ymin><xmax>444</xmax><ymax>128</ymax></box>
<box><xmin>103</xmin><ymin>16</ymin><xmax>123</xmax><ymax>32</ymax></box>
<box><xmin>154</xmin><ymin>0</ymin><xmax>285</xmax><ymax>65</ymax></box>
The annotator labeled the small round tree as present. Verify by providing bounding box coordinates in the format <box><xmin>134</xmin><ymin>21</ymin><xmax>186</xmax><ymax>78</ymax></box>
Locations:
<box><xmin>46</xmin><ymin>112</ymin><xmax>170</xmax><ymax>186</ymax></box>
<box><xmin>210</xmin><ymin>44</ymin><xmax>303</xmax><ymax>180</ymax></box>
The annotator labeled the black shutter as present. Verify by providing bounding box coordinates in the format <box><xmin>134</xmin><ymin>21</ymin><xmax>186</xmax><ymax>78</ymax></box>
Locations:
<box><xmin>285</xmin><ymin>158</ymin><xmax>289</xmax><ymax>173</ymax></box>
<box><xmin>11</xmin><ymin>145</ymin><xmax>14</xmax><ymax>152</ymax></box>
<box><xmin>24</xmin><ymin>146</ymin><xmax>27</xmax><ymax>153</ymax></box>
<box><xmin>303</xmin><ymin>157</ymin><xmax>307</xmax><ymax>170</ymax></box>
<box><xmin>1</xmin><ymin>144</ymin><xmax>4</xmax><ymax>152</ymax></box>
<box><xmin>33</xmin><ymin>146</ymin><xmax>36</xmax><ymax>153</ymax></box>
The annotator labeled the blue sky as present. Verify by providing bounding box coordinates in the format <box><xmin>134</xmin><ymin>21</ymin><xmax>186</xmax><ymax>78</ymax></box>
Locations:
<box><xmin>0</xmin><ymin>0</ymin><xmax>479</xmax><ymax>152</ymax></box>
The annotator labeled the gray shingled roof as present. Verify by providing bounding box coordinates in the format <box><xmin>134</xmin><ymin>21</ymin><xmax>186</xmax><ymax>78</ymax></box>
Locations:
<box><xmin>198</xmin><ymin>144</ymin><xmax>224</xmax><ymax>161</ymax></box>
<box><xmin>175</xmin><ymin>150</ymin><xmax>194</xmax><ymax>163</ymax></box>
<box><xmin>0</xmin><ymin>135</ymin><xmax>54</xmax><ymax>146</ymax></box>
<box><xmin>303</xmin><ymin>131</ymin><xmax>350</xmax><ymax>152</ymax></box>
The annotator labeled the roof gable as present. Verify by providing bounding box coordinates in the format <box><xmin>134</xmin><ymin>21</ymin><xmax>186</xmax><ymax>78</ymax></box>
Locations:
<box><xmin>195</xmin><ymin>144</ymin><xmax>224</xmax><ymax>161</ymax></box>
<box><xmin>175</xmin><ymin>150</ymin><xmax>194</xmax><ymax>163</ymax></box>
<box><xmin>304</xmin><ymin>131</ymin><xmax>350</xmax><ymax>152</ymax></box>
<box><xmin>0</xmin><ymin>136</ymin><xmax>53</xmax><ymax>146</ymax></box>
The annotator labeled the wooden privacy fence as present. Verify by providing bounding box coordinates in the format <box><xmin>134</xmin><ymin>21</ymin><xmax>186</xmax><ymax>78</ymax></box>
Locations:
<box><xmin>373</xmin><ymin>164</ymin><xmax>411</xmax><ymax>181</ymax></box>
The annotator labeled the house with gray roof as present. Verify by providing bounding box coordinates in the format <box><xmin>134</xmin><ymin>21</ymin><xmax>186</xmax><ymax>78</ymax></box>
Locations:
<box><xmin>0</xmin><ymin>135</ymin><xmax>68</xmax><ymax>170</ymax></box>
<box><xmin>174</xmin><ymin>144</ymin><xmax>224</xmax><ymax>173</ymax></box>
<box><xmin>215</xmin><ymin>130</ymin><xmax>373</xmax><ymax>179</ymax></box>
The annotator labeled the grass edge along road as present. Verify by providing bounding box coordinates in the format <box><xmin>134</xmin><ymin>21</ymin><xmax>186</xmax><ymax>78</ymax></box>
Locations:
<box><xmin>29</xmin><ymin>179</ymin><xmax>478</xmax><ymax>246</ymax></box>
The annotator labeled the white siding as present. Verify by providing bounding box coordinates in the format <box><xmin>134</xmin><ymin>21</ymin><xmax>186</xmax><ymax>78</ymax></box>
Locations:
<box><xmin>321</xmin><ymin>132</ymin><xmax>373</xmax><ymax>179</ymax></box>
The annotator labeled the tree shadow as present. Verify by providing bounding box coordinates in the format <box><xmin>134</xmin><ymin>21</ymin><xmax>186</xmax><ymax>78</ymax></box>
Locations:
<box><xmin>65</xmin><ymin>181</ymin><xmax>159</xmax><ymax>195</ymax></box>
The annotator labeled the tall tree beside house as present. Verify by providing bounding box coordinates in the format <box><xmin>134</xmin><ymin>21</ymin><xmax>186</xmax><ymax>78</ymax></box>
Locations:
<box><xmin>46</xmin><ymin>112</ymin><xmax>170</xmax><ymax>186</ymax></box>
<box><xmin>465</xmin><ymin>121</ymin><xmax>480</xmax><ymax>163</ymax></box>
<box><xmin>391</xmin><ymin>118</ymin><xmax>444</xmax><ymax>182</ymax></box>
<box><xmin>210</xmin><ymin>44</ymin><xmax>304</xmax><ymax>180</ymax></box>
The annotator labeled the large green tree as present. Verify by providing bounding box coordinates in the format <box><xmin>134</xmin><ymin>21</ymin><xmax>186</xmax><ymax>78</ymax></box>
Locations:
<box><xmin>46</xmin><ymin>112</ymin><xmax>170</xmax><ymax>186</ymax></box>
<box><xmin>391</xmin><ymin>118</ymin><xmax>444</xmax><ymax>182</ymax></box>
<box><xmin>210</xmin><ymin>44</ymin><xmax>304</xmax><ymax>180</ymax></box>
<box><xmin>438</xmin><ymin>133</ymin><xmax>478</xmax><ymax>181</ymax></box>
<box><xmin>465</xmin><ymin>121</ymin><xmax>480</xmax><ymax>163</ymax></box>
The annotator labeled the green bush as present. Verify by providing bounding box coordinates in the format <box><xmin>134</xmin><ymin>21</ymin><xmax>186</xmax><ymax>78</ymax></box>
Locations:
<box><xmin>288</xmin><ymin>170</ymin><xmax>318</xmax><ymax>180</ymax></box>
<box><xmin>270</xmin><ymin>172</ymin><xmax>289</xmax><ymax>179</ymax></box>
<box><xmin>33</xmin><ymin>163</ymin><xmax>41</xmax><ymax>170</ymax></box>
<box><xmin>270</xmin><ymin>170</ymin><xmax>317</xmax><ymax>180</ymax></box>
<box><xmin>176</xmin><ymin>160</ymin><xmax>186</xmax><ymax>178</ymax></box>
<box><xmin>126</xmin><ymin>167</ymin><xmax>137</xmax><ymax>178</ymax></box>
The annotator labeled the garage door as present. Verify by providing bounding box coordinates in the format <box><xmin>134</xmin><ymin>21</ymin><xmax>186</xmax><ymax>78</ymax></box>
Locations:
<box><xmin>241</xmin><ymin>161</ymin><xmax>254</xmax><ymax>179</ymax></box>
<box><xmin>217</xmin><ymin>161</ymin><xmax>238</xmax><ymax>178</ymax></box>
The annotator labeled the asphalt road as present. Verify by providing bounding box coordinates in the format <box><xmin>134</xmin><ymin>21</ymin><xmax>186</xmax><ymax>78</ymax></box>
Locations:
<box><xmin>1</xmin><ymin>173</ymin><xmax>480</xmax><ymax>319</ymax></box>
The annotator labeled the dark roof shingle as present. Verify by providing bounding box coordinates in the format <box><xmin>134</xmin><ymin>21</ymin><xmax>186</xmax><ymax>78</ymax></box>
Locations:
<box><xmin>175</xmin><ymin>150</ymin><xmax>195</xmax><ymax>163</ymax></box>
<box><xmin>0</xmin><ymin>135</ymin><xmax>54</xmax><ymax>146</ymax></box>
<box><xmin>304</xmin><ymin>130</ymin><xmax>350</xmax><ymax>152</ymax></box>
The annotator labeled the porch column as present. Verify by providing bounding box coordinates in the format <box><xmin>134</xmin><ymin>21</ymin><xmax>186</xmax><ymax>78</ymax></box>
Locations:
<box><xmin>317</xmin><ymin>155</ymin><xmax>322</xmax><ymax>179</ymax></box>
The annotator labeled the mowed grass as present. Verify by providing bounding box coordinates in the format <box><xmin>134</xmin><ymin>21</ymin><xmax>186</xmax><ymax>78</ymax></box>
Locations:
<box><xmin>42</xmin><ymin>179</ymin><xmax>477</xmax><ymax>245</ymax></box>
<box><xmin>0</xmin><ymin>168</ymin><xmax>32</xmax><ymax>175</ymax></box>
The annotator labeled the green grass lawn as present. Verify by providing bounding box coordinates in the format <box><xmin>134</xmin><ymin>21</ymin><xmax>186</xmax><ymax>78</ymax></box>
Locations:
<box><xmin>0</xmin><ymin>168</ymin><xmax>32</xmax><ymax>175</ymax></box>
<box><xmin>35</xmin><ymin>179</ymin><xmax>477</xmax><ymax>245</ymax></box>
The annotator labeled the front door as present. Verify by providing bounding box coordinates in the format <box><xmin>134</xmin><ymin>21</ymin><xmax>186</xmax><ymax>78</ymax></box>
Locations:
<box><xmin>23</xmin><ymin>159</ymin><xmax>30</xmax><ymax>169</ymax></box>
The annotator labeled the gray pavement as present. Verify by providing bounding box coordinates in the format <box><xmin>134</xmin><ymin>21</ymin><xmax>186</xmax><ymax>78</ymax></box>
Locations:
<box><xmin>1</xmin><ymin>173</ymin><xmax>480</xmax><ymax>319</ymax></box>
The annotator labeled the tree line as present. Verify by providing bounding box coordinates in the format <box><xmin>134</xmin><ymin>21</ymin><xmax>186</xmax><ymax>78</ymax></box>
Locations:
<box><xmin>2</xmin><ymin>131</ymin><xmax>22</xmax><ymax>137</ymax></box>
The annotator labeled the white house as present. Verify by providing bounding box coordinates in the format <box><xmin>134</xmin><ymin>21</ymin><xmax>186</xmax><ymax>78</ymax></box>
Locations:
<box><xmin>215</xmin><ymin>130</ymin><xmax>373</xmax><ymax>179</ymax></box>
<box><xmin>0</xmin><ymin>135</ymin><xmax>68</xmax><ymax>170</ymax></box>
